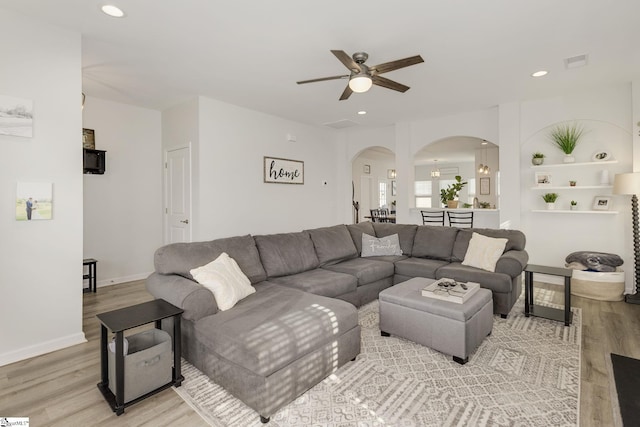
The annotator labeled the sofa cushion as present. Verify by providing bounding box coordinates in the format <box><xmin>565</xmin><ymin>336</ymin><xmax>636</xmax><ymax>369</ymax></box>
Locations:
<box><xmin>361</xmin><ymin>233</ymin><xmax>403</xmax><ymax>257</ymax></box>
<box><xmin>190</xmin><ymin>252</ymin><xmax>256</xmax><ymax>311</ymax></box>
<box><xmin>372</xmin><ymin>223</ymin><xmax>418</xmax><ymax>256</ymax></box>
<box><xmin>323</xmin><ymin>258</ymin><xmax>395</xmax><ymax>286</ymax></box>
<box><xmin>347</xmin><ymin>222</ymin><xmax>375</xmax><ymax>254</ymax></box>
<box><xmin>411</xmin><ymin>226</ymin><xmax>459</xmax><ymax>261</ymax></box>
<box><xmin>394</xmin><ymin>257</ymin><xmax>449</xmax><ymax>279</ymax></box>
<box><xmin>306</xmin><ymin>225</ymin><xmax>358</xmax><ymax>266</ymax></box>
<box><xmin>451</xmin><ymin>228</ymin><xmax>526</xmax><ymax>262</ymax></box>
<box><xmin>254</xmin><ymin>231</ymin><xmax>320</xmax><ymax>278</ymax></box>
<box><xmin>462</xmin><ymin>232</ymin><xmax>508</xmax><ymax>272</ymax></box>
<box><xmin>436</xmin><ymin>263</ymin><xmax>513</xmax><ymax>293</ymax></box>
<box><xmin>268</xmin><ymin>269</ymin><xmax>357</xmax><ymax>298</ymax></box>
<box><xmin>194</xmin><ymin>283</ymin><xmax>359</xmax><ymax>377</ymax></box>
<box><xmin>154</xmin><ymin>235</ymin><xmax>267</xmax><ymax>284</ymax></box>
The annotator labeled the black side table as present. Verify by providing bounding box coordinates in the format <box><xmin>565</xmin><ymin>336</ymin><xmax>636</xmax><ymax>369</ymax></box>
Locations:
<box><xmin>96</xmin><ymin>299</ymin><xmax>184</xmax><ymax>415</ymax></box>
<box><xmin>83</xmin><ymin>258</ymin><xmax>97</xmax><ymax>293</ymax></box>
<box><xmin>524</xmin><ymin>264</ymin><xmax>572</xmax><ymax>326</ymax></box>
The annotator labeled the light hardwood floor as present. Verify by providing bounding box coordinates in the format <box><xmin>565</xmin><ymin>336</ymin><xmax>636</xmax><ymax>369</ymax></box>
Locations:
<box><xmin>1</xmin><ymin>280</ymin><xmax>639</xmax><ymax>426</ymax></box>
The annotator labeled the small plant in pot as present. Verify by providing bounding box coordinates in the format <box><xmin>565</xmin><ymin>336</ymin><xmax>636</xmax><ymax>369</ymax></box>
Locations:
<box><xmin>542</xmin><ymin>192</ymin><xmax>559</xmax><ymax>209</ymax></box>
<box><xmin>549</xmin><ymin>122</ymin><xmax>585</xmax><ymax>163</ymax></box>
<box><xmin>570</xmin><ymin>200</ymin><xmax>578</xmax><ymax>211</ymax></box>
<box><xmin>440</xmin><ymin>175</ymin><xmax>467</xmax><ymax>208</ymax></box>
<box><xmin>532</xmin><ymin>152</ymin><xmax>545</xmax><ymax>166</ymax></box>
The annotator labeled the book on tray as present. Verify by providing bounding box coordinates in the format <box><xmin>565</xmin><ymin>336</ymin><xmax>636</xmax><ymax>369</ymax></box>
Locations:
<box><xmin>421</xmin><ymin>278</ymin><xmax>480</xmax><ymax>303</ymax></box>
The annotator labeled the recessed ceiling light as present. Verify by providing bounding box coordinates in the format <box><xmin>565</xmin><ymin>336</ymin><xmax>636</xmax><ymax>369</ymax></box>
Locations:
<box><xmin>357</xmin><ymin>111</ymin><xmax>367</xmax><ymax>115</ymax></box>
<box><xmin>481</xmin><ymin>141</ymin><xmax>488</xmax><ymax>145</ymax></box>
<box><xmin>531</xmin><ymin>70</ymin><xmax>548</xmax><ymax>78</ymax></box>
<box><xmin>101</xmin><ymin>4</ymin><xmax>125</xmax><ymax>18</ymax></box>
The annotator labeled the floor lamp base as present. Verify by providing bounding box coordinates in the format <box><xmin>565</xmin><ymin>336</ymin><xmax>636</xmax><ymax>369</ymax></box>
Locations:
<box><xmin>625</xmin><ymin>292</ymin><xmax>640</xmax><ymax>304</ymax></box>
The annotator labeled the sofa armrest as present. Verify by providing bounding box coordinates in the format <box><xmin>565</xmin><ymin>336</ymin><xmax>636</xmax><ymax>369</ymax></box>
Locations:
<box><xmin>146</xmin><ymin>272</ymin><xmax>218</xmax><ymax>321</ymax></box>
<box><xmin>495</xmin><ymin>250</ymin><xmax>529</xmax><ymax>278</ymax></box>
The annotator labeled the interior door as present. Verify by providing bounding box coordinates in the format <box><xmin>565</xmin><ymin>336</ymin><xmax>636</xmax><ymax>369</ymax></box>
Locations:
<box><xmin>165</xmin><ymin>146</ymin><xmax>191</xmax><ymax>243</ymax></box>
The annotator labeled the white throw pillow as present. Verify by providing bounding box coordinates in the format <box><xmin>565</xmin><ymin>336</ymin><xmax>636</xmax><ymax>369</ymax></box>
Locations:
<box><xmin>361</xmin><ymin>233</ymin><xmax>403</xmax><ymax>257</ymax></box>
<box><xmin>462</xmin><ymin>232</ymin><xmax>508</xmax><ymax>272</ymax></box>
<box><xmin>190</xmin><ymin>252</ymin><xmax>255</xmax><ymax>311</ymax></box>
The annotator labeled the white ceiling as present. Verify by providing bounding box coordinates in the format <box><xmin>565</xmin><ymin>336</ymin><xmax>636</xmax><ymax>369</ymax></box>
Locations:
<box><xmin>4</xmin><ymin>1</ymin><xmax>640</xmax><ymax>128</ymax></box>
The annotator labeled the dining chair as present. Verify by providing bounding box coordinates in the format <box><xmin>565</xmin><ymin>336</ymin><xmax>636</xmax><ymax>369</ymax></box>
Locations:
<box><xmin>370</xmin><ymin>209</ymin><xmax>390</xmax><ymax>223</ymax></box>
<box><xmin>421</xmin><ymin>210</ymin><xmax>445</xmax><ymax>226</ymax></box>
<box><xmin>447</xmin><ymin>211</ymin><xmax>474</xmax><ymax>228</ymax></box>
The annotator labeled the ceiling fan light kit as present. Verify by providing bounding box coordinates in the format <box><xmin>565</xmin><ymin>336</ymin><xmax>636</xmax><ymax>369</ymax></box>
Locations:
<box><xmin>349</xmin><ymin>74</ymin><xmax>373</xmax><ymax>93</ymax></box>
<box><xmin>297</xmin><ymin>50</ymin><xmax>424</xmax><ymax>100</ymax></box>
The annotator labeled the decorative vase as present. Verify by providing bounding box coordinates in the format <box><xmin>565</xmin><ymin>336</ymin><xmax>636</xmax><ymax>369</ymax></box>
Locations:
<box><xmin>563</xmin><ymin>154</ymin><xmax>575</xmax><ymax>163</ymax></box>
<box><xmin>569</xmin><ymin>181</ymin><xmax>577</xmax><ymax>187</ymax></box>
<box><xmin>546</xmin><ymin>202</ymin><xmax>556</xmax><ymax>210</ymax></box>
<box><xmin>570</xmin><ymin>205</ymin><xmax>578</xmax><ymax>211</ymax></box>
<box><xmin>600</xmin><ymin>170</ymin><xmax>610</xmax><ymax>185</ymax></box>
<box><xmin>447</xmin><ymin>200</ymin><xmax>459</xmax><ymax>209</ymax></box>
<box><xmin>532</xmin><ymin>157</ymin><xmax>544</xmax><ymax>166</ymax></box>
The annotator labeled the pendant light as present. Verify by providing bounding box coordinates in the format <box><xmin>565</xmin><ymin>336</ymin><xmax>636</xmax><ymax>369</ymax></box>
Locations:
<box><xmin>478</xmin><ymin>147</ymin><xmax>490</xmax><ymax>175</ymax></box>
<box><xmin>431</xmin><ymin>160</ymin><xmax>440</xmax><ymax>178</ymax></box>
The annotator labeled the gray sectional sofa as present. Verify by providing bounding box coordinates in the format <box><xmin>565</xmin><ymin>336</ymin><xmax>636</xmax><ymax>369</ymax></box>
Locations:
<box><xmin>146</xmin><ymin>222</ymin><xmax>528</xmax><ymax>422</ymax></box>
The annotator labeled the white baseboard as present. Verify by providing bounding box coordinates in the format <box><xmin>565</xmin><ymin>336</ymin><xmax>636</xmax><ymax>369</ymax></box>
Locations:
<box><xmin>0</xmin><ymin>332</ymin><xmax>87</xmax><ymax>367</ymax></box>
<box><xmin>93</xmin><ymin>272</ymin><xmax>152</xmax><ymax>289</ymax></box>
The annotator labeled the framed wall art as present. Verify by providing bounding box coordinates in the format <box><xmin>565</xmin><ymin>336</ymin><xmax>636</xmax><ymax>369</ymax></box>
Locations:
<box><xmin>480</xmin><ymin>177</ymin><xmax>490</xmax><ymax>195</ymax></box>
<box><xmin>264</xmin><ymin>156</ymin><xmax>304</xmax><ymax>184</ymax></box>
<box><xmin>363</xmin><ymin>164</ymin><xmax>370</xmax><ymax>174</ymax></box>
<box><xmin>83</xmin><ymin>128</ymin><xmax>95</xmax><ymax>149</ymax></box>
<box><xmin>0</xmin><ymin>94</ymin><xmax>33</xmax><ymax>138</ymax></box>
<box><xmin>16</xmin><ymin>182</ymin><xmax>53</xmax><ymax>221</ymax></box>
<box><xmin>534</xmin><ymin>172</ymin><xmax>552</xmax><ymax>186</ymax></box>
<box><xmin>592</xmin><ymin>195</ymin><xmax>612</xmax><ymax>211</ymax></box>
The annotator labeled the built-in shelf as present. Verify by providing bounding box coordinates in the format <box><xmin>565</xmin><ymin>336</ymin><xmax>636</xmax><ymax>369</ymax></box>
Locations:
<box><xmin>531</xmin><ymin>209</ymin><xmax>619</xmax><ymax>214</ymax></box>
<box><xmin>530</xmin><ymin>160</ymin><xmax>618</xmax><ymax>169</ymax></box>
<box><xmin>530</xmin><ymin>185</ymin><xmax>613</xmax><ymax>191</ymax></box>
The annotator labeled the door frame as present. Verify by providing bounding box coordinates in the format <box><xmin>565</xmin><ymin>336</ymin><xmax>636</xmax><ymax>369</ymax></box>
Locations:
<box><xmin>163</xmin><ymin>143</ymin><xmax>193</xmax><ymax>244</ymax></box>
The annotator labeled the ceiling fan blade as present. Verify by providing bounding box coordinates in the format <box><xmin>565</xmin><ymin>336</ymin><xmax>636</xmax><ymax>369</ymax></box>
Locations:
<box><xmin>297</xmin><ymin>75</ymin><xmax>349</xmax><ymax>84</ymax></box>
<box><xmin>371</xmin><ymin>75</ymin><xmax>410</xmax><ymax>93</ymax></box>
<box><xmin>370</xmin><ymin>55</ymin><xmax>424</xmax><ymax>74</ymax></box>
<box><xmin>339</xmin><ymin>84</ymin><xmax>353</xmax><ymax>100</ymax></box>
<box><xmin>331</xmin><ymin>50</ymin><xmax>361</xmax><ymax>73</ymax></box>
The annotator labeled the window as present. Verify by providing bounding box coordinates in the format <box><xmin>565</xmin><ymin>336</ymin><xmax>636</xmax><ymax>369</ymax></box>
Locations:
<box><xmin>467</xmin><ymin>178</ymin><xmax>476</xmax><ymax>204</ymax></box>
<box><xmin>415</xmin><ymin>180</ymin><xmax>432</xmax><ymax>208</ymax></box>
<box><xmin>378</xmin><ymin>181</ymin><xmax>387</xmax><ymax>207</ymax></box>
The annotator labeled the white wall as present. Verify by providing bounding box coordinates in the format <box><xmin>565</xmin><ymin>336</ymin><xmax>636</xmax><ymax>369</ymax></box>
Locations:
<box><xmin>519</xmin><ymin>84</ymin><xmax>633</xmax><ymax>290</ymax></box>
<box><xmin>0</xmin><ymin>11</ymin><xmax>85</xmax><ymax>366</ymax></box>
<box><xmin>82</xmin><ymin>97</ymin><xmax>163</xmax><ymax>286</ymax></box>
<box><xmin>165</xmin><ymin>96</ymin><xmax>341</xmax><ymax>240</ymax></box>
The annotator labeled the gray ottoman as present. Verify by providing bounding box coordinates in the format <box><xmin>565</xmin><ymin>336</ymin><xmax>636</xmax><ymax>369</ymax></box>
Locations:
<box><xmin>379</xmin><ymin>277</ymin><xmax>493</xmax><ymax>364</ymax></box>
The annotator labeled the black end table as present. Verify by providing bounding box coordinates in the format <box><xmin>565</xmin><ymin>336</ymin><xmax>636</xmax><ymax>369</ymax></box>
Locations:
<box><xmin>83</xmin><ymin>258</ymin><xmax>97</xmax><ymax>293</ymax></box>
<box><xmin>96</xmin><ymin>299</ymin><xmax>184</xmax><ymax>415</ymax></box>
<box><xmin>524</xmin><ymin>264</ymin><xmax>572</xmax><ymax>326</ymax></box>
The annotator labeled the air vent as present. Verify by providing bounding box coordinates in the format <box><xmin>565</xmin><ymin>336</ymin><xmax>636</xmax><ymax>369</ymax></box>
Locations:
<box><xmin>323</xmin><ymin>119</ymin><xmax>359</xmax><ymax>129</ymax></box>
<box><xmin>564</xmin><ymin>54</ymin><xmax>589</xmax><ymax>69</ymax></box>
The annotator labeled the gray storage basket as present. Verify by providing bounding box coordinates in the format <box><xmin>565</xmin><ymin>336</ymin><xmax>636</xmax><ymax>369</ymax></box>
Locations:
<box><xmin>108</xmin><ymin>328</ymin><xmax>172</xmax><ymax>403</ymax></box>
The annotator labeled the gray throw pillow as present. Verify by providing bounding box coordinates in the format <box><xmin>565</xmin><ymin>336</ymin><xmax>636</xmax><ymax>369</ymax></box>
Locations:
<box><xmin>361</xmin><ymin>233</ymin><xmax>403</xmax><ymax>257</ymax></box>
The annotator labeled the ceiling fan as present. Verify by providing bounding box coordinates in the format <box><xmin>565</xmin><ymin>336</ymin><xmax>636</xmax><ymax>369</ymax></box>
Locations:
<box><xmin>297</xmin><ymin>50</ymin><xmax>424</xmax><ymax>100</ymax></box>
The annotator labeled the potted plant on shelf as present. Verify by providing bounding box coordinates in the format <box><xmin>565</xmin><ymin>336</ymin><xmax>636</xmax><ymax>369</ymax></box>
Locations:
<box><xmin>440</xmin><ymin>175</ymin><xmax>467</xmax><ymax>208</ymax></box>
<box><xmin>570</xmin><ymin>200</ymin><xmax>578</xmax><ymax>211</ymax></box>
<box><xmin>549</xmin><ymin>122</ymin><xmax>585</xmax><ymax>163</ymax></box>
<box><xmin>542</xmin><ymin>193</ymin><xmax>559</xmax><ymax>210</ymax></box>
<box><xmin>532</xmin><ymin>152</ymin><xmax>545</xmax><ymax>166</ymax></box>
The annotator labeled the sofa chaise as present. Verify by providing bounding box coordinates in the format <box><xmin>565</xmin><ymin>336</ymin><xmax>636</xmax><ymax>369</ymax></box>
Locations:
<box><xmin>146</xmin><ymin>222</ymin><xmax>528</xmax><ymax>422</ymax></box>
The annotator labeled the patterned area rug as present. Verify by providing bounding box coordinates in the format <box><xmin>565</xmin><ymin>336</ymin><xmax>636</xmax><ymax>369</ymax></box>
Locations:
<box><xmin>173</xmin><ymin>291</ymin><xmax>581</xmax><ymax>426</ymax></box>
